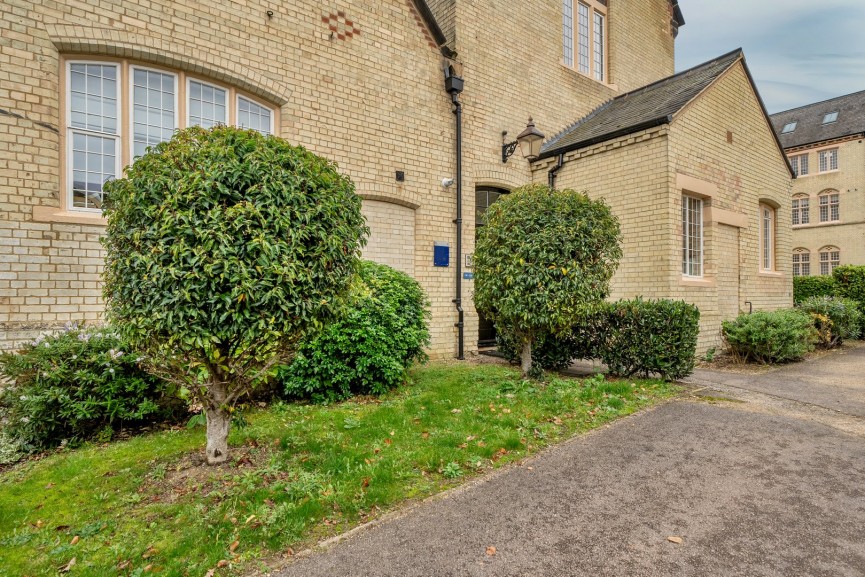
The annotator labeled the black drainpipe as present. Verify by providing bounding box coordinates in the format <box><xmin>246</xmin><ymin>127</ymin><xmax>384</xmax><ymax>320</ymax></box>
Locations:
<box><xmin>445</xmin><ymin>69</ymin><xmax>465</xmax><ymax>359</ymax></box>
<box><xmin>548</xmin><ymin>153</ymin><xmax>564</xmax><ymax>190</ymax></box>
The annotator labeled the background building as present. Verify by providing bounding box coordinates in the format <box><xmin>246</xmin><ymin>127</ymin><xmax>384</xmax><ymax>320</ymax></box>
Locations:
<box><xmin>770</xmin><ymin>91</ymin><xmax>865</xmax><ymax>278</ymax></box>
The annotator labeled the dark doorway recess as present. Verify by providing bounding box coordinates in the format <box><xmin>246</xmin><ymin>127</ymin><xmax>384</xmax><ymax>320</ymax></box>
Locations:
<box><xmin>475</xmin><ymin>186</ymin><xmax>509</xmax><ymax>347</ymax></box>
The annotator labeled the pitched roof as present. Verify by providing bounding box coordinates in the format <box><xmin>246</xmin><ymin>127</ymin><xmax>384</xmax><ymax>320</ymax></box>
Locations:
<box><xmin>769</xmin><ymin>90</ymin><xmax>865</xmax><ymax>149</ymax></box>
<box><xmin>540</xmin><ymin>49</ymin><xmax>743</xmax><ymax>159</ymax></box>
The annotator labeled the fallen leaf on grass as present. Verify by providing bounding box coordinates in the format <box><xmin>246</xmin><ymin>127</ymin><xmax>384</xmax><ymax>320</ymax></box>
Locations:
<box><xmin>361</xmin><ymin>478</ymin><xmax>370</xmax><ymax>488</ymax></box>
<box><xmin>142</xmin><ymin>546</ymin><xmax>157</xmax><ymax>559</ymax></box>
<box><xmin>70</xmin><ymin>535</ymin><xmax>79</xmax><ymax>546</ymax></box>
<box><xmin>217</xmin><ymin>559</ymin><xmax>229</xmax><ymax>568</ymax></box>
<box><xmin>117</xmin><ymin>560</ymin><xmax>131</xmax><ymax>571</ymax></box>
<box><xmin>229</xmin><ymin>540</ymin><xmax>239</xmax><ymax>553</ymax></box>
<box><xmin>485</xmin><ymin>546</ymin><xmax>497</xmax><ymax>556</ymax></box>
<box><xmin>204</xmin><ymin>570</ymin><xmax>215</xmax><ymax>577</ymax></box>
<box><xmin>421</xmin><ymin>432</ymin><xmax>430</xmax><ymax>439</ymax></box>
<box><xmin>244</xmin><ymin>515</ymin><xmax>256</xmax><ymax>525</ymax></box>
<box><xmin>451</xmin><ymin>409</ymin><xmax>462</xmax><ymax>414</ymax></box>
<box><xmin>59</xmin><ymin>558</ymin><xmax>76</xmax><ymax>573</ymax></box>
<box><xmin>667</xmin><ymin>536</ymin><xmax>683</xmax><ymax>544</ymax></box>
<box><xmin>551</xmin><ymin>417</ymin><xmax>563</xmax><ymax>425</ymax></box>
<box><xmin>384</xmin><ymin>438</ymin><xmax>392</xmax><ymax>446</ymax></box>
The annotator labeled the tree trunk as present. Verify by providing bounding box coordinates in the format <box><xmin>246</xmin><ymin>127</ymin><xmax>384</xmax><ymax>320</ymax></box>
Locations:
<box><xmin>520</xmin><ymin>338</ymin><xmax>533</xmax><ymax>379</ymax></box>
<box><xmin>204</xmin><ymin>405</ymin><xmax>231</xmax><ymax>465</ymax></box>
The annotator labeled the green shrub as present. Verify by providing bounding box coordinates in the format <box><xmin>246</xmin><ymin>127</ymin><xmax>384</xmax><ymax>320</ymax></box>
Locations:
<box><xmin>598</xmin><ymin>298</ymin><xmax>700</xmax><ymax>380</ymax></box>
<box><xmin>797</xmin><ymin>296</ymin><xmax>863</xmax><ymax>348</ymax></box>
<box><xmin>722</xmin><ymin>309</ymin><xmax>817</xmax><ymax>364</ymax></box>
<box><xmin>793</xmin><ymin>276</ymin><xmax>837</xmax><ymax>304</ymax></box>
<box><xmin>474</xmin><ymin>184</ymin><xmax>621</xmax><ymax>378</ymax></box>
<box><xmin>833</xmin><ymin>266</ymin><xmax>865</xmax><ymax>305</ymax></box>
<box><xmin>496</xmin><ymin>313</ymin><xmax>602</xmax><ymax>373</ymax></box>
<box><xmin>0</xmin><ymin>324</ymin><xmax>180</xmax><ymax>452</ymax></box>
<box><xmin>102</xmin><ymin>126</ymin><xmax>367</xmax><ymax>464</ymax></box>
<box><xmin>280</xmin><ymin>261</ymin><xmax>430</xmax><ymax>402</ymax></box>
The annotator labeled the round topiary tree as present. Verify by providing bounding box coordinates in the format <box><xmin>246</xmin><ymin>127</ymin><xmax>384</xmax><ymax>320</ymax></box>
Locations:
<box><xmin>474</xmin><ymin>184</ymin><xmax>621</xmax><ymax>378</ymax></box>
<box><xmin>102</xmin><ymin>126</ymin><xmax>368</xmax><ymax>464</ymax></box>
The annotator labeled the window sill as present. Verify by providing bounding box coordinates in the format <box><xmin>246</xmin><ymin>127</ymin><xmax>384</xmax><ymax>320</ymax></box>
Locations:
<box><xmin>679</xmin><ymin>276</ymin><xmax>715</xmax><ymax>288</ymax></box>
<box><xmin>758</xmin><ymin>271</ymin><xmax>785</xmax><ymax>278</ymax></box>
<box><xmin>32</xmin><ymin>206</ymin><xmax>107</xmax><ymax>227</ymax></box>
<box><xmin>559</xmin><ymin>61</ymin><xmax>617</xmax><ymax>90</ymax></box>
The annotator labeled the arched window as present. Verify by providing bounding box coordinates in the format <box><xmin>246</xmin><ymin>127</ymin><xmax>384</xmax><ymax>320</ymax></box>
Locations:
<box><xmin>64</xmin><ymin>58</ymin><xmax>277</xmax><ymax>211</ymax></box>
<box><xmin>759</xmin><ymin>203</ymin><xmax>776</xmax><ymax>272</ymax></box>
<box><xmin>792</xmin><ymin>248</ymin><xmax>810</xmax><ymax>277</ymax></box>
<box><xmin>792</xmin><ymin>194</ymin><xmax>809</xmax><ymax>226</ymax></box>
<box><xmin>818</xmin><ymin>190</ymin><xmax>840</xmax><ymax>223</ymax></box>
<box><xmin>819</xmin><ymin>246</ymin><xmax>840</xmax><ymax>276</ymax></box>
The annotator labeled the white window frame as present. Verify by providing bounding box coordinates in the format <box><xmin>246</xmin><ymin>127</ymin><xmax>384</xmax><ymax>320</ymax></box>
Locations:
<box><xmin>820</xmin><ymin>248</ymin><xmax>840</xmax><ymax>276</ymax></box>
<box><xmin>792</xmin><ymin>196</ymin><xmax>809</xmax><ymax>226</ymax></box>
<box><xmin>129</xmin><ymin>66</ymin><xmax>179</xmax><ymax>164</ymax></box>
<box><xmin>759</xmin><ymin>204</ymin><xmax>775</xmax><ymax>272</ymax></box>
<box><xmin>818</xmin><ymin>148</ymin><xmax>838</xmax><ymax>172</ymax></box>
<box><xmin>236</xmin><ymin>94</ymin><xmax>275</xmax><ymax>136</ymax></box>
<box><xmin>186</xmin><ymin>77</ymin><xmax>229</xmax><ymax>129</ymax></box>
<box><xmin>819</xmin><ymin>191</ymin><xmax>840</xmax><ymax>223</ymax></box>
<box><xmin>564</xmin><ymin>0</ymin><xmax>607</xmax><ymax>83</ymax></box>
<box><xmin>682</xmin><ymin>195</ymin><xmax>704</xmax><ymax>278</ymax></box>
<box><xmin>781</xmin><ymin>122</ymin><xmax>797</xmax><ymax>134</ymax></box>
<box><xmin>66</xmin><ymin>60</ymin><xmax>122</xmax><ymax>213</ymax></box>
<box><xmin>562</xmin><ymin>0</ymin><xmax>574</xmax><ymax>68</ymax></box>
<box><xmin>793</xmin><ymin>250</ymin><xmax>810</xmax><ymax>277</ymax></box>
<box><xmin>789</xmin><ymin>153</ymin><xmax>808</xmax><ymax>177</ymax></box>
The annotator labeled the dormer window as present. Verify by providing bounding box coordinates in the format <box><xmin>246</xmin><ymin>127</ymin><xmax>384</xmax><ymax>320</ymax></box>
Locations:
<box><xmin>822</xmin><ymin>112</ymin><xmax>839</xmax><ymax>124</ymax></box>
<box><xmin>781</xmin><ymin>122</ymin><xmax>797</xmax><ymax>134</ymax></box>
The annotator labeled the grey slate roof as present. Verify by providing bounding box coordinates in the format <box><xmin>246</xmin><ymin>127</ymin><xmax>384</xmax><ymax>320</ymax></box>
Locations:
<box><xmin>770</xmin><ymin>90</ymin><xmax>865</xmax><ymax>150</ymax></box>
<box><xmin>540</xmin><ymin>49</ymin><xmax>743</xmax><ymax>159</ymax></box>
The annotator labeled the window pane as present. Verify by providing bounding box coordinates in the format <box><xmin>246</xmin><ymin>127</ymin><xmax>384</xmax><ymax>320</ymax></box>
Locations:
<box><xmin>563</xmin><ymin>0</ymin><xmax>574</xmax><ymax>67</ymax></box>
<box><xmin>188</xmin><ymin>80</ymin><xmax>227</xmax><ymax>128</ymax></box>
<box><xmin>577</xmin><ymin>3</ymin><xmax>590</xmax><ymax>74</ymax></box>
<box><xmin>71</xmin><ymin>132</ymin><xmax>116</xmax><ymax>210</ymax></box>
<box><xmin>132</xmin><ymin>69</ymin><xmax>177</xmax><ymax>160</ymax></box>
<box><xmin>593</xmin><ymin>12</ymin><xmax>605</xmax><ymax>81</ymax></box>
<box><xmin>800</xmin><ymin>154</ymin><xmax>809</xmax><ymax>175</ymax></box>
<box><xmin>237</xmin><ymin>96</ymin><xmax>272</xmax><ymax>135</ymax></box>
<box><xmin>682</xmin><ymin>196</ymin><xmax>702</xmax><ymax>277</ymax></box>
<box><xmin>69</xmin><ymin>63</ymin><xmax>118</xmax><ymax>134</ymax></box>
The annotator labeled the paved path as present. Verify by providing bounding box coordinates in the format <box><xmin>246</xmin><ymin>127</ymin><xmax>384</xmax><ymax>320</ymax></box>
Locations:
<box><xmin>272</xmin><ymin>347</ymin><xmax>865</xmax><ymax>577</ymax></box>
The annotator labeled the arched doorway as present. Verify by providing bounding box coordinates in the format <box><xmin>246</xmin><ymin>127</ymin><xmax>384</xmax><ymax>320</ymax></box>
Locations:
<box><xmin>475</xmin><ymin>186</ymin><xmax>509</xmax><ymax>346</ymax></box>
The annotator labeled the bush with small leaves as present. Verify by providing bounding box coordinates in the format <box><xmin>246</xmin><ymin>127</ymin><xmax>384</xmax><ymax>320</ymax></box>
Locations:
<box><xmin>793</xmin><ymin>276</ymin><xmax>837</xmax><ymax>304</ymax></box>
<box><xmin>102</xmin><ymin>126</ymin><xmax>367</xmax><ymax>464</ymax></box>
<box><xmin>0</xmin><ymin>324</ymin><xmax>180</xmax><ymax>453</ymax></box>
<box><xmin>598</xmin><ymin>298</ymin><xmax>700</xmax><ymax>381</ymax></box>
<box><xmin>797</xmin><ymin>296</ymin><xmax>863</xmax><ymax>348</ymax></box>
<box><xmin>280</xmin><ymin>261</ymin><xmax>430</xmax><ymax>402</ymax></box>
<box><xmin>474</xmin><ymin>184</ymin><xmax>621</xmax><ymax>378</ymax></box>
<box><xmin>495</xmin><ymin>312</ymin><xmax>603</xmax><ymax>374</ymax></box>
<box><xmin>722</xmin><ymin>309</ymin><xmax>817</xmax><ymax>364</ymax></box>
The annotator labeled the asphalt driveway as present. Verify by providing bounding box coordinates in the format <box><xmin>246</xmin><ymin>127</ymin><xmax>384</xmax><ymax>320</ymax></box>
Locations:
<box><xmin>271</xmin><ymin>346</ymin><xmax>865</xmax><ymax>577</ymax></box>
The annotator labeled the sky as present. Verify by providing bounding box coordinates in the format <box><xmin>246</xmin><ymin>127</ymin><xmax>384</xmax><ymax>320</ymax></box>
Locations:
<box><xmin>675</xmin><ymin>0</ymin><xmax>865</xmax><ymax>114</ymax></box>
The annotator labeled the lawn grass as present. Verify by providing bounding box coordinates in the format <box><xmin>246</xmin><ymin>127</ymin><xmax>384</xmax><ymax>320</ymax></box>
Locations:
<box><xmin>0</xmin><ymin>361</ymin><xmax>677</xmax><ymax>576</ymax></box>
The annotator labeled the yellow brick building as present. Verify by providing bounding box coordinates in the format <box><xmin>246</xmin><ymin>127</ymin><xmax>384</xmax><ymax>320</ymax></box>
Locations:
<box><xmin>770</xmin><ymin>91</ymin><xmax>865</xmax><ymax>278</ymax></box>
<box><xmin>1</xmin><ymin>0</ymin><xmax>791</xmax><ymax>357</ymax></box>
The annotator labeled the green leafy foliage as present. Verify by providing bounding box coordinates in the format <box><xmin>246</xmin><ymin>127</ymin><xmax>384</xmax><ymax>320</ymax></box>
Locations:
<box><xmin>833</xmin><ymin>266</ymin><xmax>865</xmax><ymax>304</ymax></box>
<box><xmin>474</xmin><ymin>184</ymin><xmax>621</xmax><ymax>376</ymax></box>
<box><xmin>101</xmin><ymin>126</ymin><xmax>367</xmax><ymax>462</ymax></box>
<box><xmin>495</xmin><ymin>312</ymin><xmax>603</xmax><ymax>372</ymax></box>
<box><xmin>280</xmin><ymin>261</ymin><xmax>430</xmax><ymax>402</ymax></box>
<box><xmin>598</xmin><ymin>298</ymin><xmax>700</xmax><ymax>381</ymax></box>
<box><xmin>0</xmin><ymin>324</ymin><xmax>179</xmax><ymax>453</ymax></box>
<box><xmin>793</xmin><ymin>276</ymin><xmax>837</xmax><ymax>304</ymax></box>
<box><xmin>722</xmin><ymin>309</ymin><xmax>817</xmax><ymax>364</ymax></box>
<box><xmin>797</xmin><ymin>296</ymin><xmax>863</xmax><ymax>348</ymax></box>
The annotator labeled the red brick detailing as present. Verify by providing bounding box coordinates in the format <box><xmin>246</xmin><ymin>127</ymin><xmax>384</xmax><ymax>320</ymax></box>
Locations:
<box><xmin>405</xmin><ymin>0</ymin><xmax>438</xmax><ymax>50</ymax></box>
<box><xmin>322</xmin><ymin>11</ymin><xmax>359</xmax><ymax>41</ymax></box>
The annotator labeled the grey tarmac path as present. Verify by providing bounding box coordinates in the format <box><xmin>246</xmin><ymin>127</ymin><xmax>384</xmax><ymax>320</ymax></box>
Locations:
<box><xmin>272</xmin><ymin>347</ymin><xmax>865</xmax><ymax>577</ymax></box>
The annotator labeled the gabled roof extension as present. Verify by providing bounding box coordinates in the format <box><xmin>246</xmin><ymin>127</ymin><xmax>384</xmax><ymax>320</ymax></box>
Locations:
<box><xmin>770</xmin><ymin>90</ymin><xmax>865</xmax><ymax>150</ymax></box>
<box><xmin>540</xmin><ymin>49</ymin><xmax>743</xmax><ymax>160</ymax></box>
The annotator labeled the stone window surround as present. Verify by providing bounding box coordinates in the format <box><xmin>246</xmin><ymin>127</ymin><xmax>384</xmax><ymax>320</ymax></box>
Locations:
<box><xmin>790</xmin><ymin>189</ymin><xmax>844</xmax><ymax>228</ymax></box>
<box><xmin>792</xmin><ymin>248</ymin><xmax>810</xmax><ymax>277</ymax></box>
<box><xmin>819</xmin><ymin>246</ymin><xmax>841</xmax><ymax>276</ymax></box>
<box><xmin>759</xmin><ymin>203</ymin><xmax>776</xmax><ymax>272</ymax></box>
<box><xmin>33</xmin><ymin>55</ymin><xmax>279</xmax><ymax>227</ymax></box>
<box><xmin>791</xmin><ymin>194</ymin><xmax>810</xmax><ymax>226</ymax></box>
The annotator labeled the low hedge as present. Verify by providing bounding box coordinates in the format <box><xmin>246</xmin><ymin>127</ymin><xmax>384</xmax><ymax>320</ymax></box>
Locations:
<box><xmin>793</xmin><ymin>276</ymin><xmax>837</xmax><ymax>304</ymax></box>
<box><xmin>280</xmin><ymin>261</ymin><xmax>430</xmax><ymax>403</ymax></box>
<box><xmin>798</xmin><ymin>296</ymin><xmax>863</xmax><ymax>348</ymax></box>
<box><xmin>498</xmin><ymin>298</ymin><xmax>700</xmax><ymax>381</ymax></box>
<box><xmin>0</xmin><ymin>324</ymin><xmax>180</xmax><ymax>452</ymax></box>
<box><xmin>833</xmin><ymin>266</ymin><xmax>865</xmax><ymax>305</ymax></box>
<box><xmin>598</xmin><ymin>298</ymin><xmax>700</xmax><ymax>380</ymax></box>
<box><xmin>722</xmin><ymin>309</ymin><xmax>817</xmax><ymax>364</ymax></box>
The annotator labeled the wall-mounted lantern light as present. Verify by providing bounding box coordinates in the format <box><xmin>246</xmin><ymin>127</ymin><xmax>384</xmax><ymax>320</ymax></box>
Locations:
<box><xmin>502</xmin><ymin>117</ymin><xmax>545</xmax><ymax>163</ymax></box>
